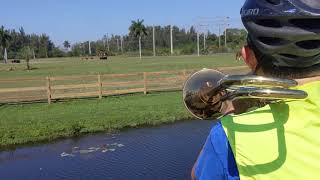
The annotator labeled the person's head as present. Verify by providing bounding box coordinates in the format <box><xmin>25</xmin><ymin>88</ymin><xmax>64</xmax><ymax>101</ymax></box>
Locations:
<box><xmin>240</xmin><ymin>0</ymin><xmax>320</xmax><ymax>79</ymax></box>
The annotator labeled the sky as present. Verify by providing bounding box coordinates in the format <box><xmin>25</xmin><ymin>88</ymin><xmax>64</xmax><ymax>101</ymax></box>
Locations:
<box><xmin>1</xmin><ymin>0</ymin><xmax>246</xmax><ymax>46</ymax></box>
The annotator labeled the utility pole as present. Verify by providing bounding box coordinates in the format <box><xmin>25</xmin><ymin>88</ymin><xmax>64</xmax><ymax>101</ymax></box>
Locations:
<box><xmin>218</xmin><ymin>24</ymin><xmax>221</xmax><ymax>48</ymax></box>
<box><xmin>170</xmin><ymin>25</ymin><xmax>173</xmax><ymax>55</ymax></box>
<box><xmin>225</xmin><ymin>17</ymin><xmax>229</xmax><ymax>48</ymax></box>
<box><xmin>224</xmin><ymin>27</ymin><xmax>227</xmax><ymax>48</ymax></box>
<box><xmin>153</xmin><ymin>26</ymin><xmax>156</xmax><ymax>57</ymax></box>
<box><xmin>88</xmin><ymin>41</ymin><xmax>91</xmax><ymax>55</ymax></box>
<box><xmin>203</xmin><ymin>33</ymin><xmax>206</xmax><ymax>50</ymax></box>
<box><xmin>117</xmin><ymin>38</ymin><xmax>120</xmax><ymax>51</ymax></box>
<box><xmin>197</xmin><ymin>32</ymin><xmax>200</xmax><ymax>57</ymax></box>
<box><xmin>106</xmin><ymin>34</ymin><xmax>110</xmax><ymax>51</ymax></box>
<box><xmin>120</xmin><ymin>37</ymin><xmax>123</xmax><ymax>52</ymax></box>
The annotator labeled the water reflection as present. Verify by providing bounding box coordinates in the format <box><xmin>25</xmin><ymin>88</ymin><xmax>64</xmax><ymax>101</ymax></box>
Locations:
<box><xmin>0</xmin><ymin>120</ymin><xmax>213</xmax><ymax>180</ymax></box>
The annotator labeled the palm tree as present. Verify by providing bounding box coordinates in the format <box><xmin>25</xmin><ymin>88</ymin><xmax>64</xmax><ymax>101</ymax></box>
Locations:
<box><xmin>129</xmin><ymin>19</ymin><xmax>147</xmax><ymax>59</ymax></box>
<box><xmin>0</xmin><ymin>26</ymin><xmax>11</xmax><ymax>63</ymax></box>
<box><xmin>63</xmin><ymin>40</ymin><xmax>71</xmax><ymax>51</ymax></box>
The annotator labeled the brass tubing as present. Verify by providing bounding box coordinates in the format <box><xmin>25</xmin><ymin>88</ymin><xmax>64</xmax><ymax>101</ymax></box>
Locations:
<box><xmin>183</xmin><ymin>68</ymin><xmax>308</xmax><ymax>120</ymax></box>
<box><xmin>220</xmin><ymin>75</ymin><xmax>298</xmax><ymax>88</ymax></box>
<box><xmin>223</xmin><ymin>86</ymin><xmax>308</xmax><ymax>100</ymax></box>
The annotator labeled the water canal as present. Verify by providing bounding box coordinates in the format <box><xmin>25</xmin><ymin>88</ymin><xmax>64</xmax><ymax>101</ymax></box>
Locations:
<box><xmin>0</xmin><ymin>120</ymin><xmax>214</xmax><ymax>180</ymax></box>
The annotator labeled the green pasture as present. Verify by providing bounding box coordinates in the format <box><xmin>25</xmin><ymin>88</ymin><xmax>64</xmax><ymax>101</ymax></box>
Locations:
<box><xmin>0</xmin><ymin>54</ymin><xmax>243</xmax><ymax>78</ymax></box>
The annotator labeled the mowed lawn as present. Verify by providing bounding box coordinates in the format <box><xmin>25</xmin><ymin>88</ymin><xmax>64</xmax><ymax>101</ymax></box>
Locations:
<box><xmin>0</xmin><ymin>54</ymin><xmax>243</xmax><ymax>78</ymax></box>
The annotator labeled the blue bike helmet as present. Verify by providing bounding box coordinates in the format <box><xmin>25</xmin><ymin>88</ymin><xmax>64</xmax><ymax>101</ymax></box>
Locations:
<box><xmin>241</xmin><ymin>0</ymin><xmax>320</xmax><ymax>68</ymax></box>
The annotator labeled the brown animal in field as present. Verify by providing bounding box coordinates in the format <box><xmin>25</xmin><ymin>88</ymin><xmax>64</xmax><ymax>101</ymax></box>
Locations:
<box><xmin>12</xmin><ymin>59</ymin><xmax>21</xmax><ymax>63</ymax></box>
<box><xmin>100</xmin><ymin>53</ymin><xmax>108</xmax><ymax>60</ymax></box>
<box><xmin>100</xmin><ymin>56</ymin><xmax>108</xmax><ymax>60</ymax></box>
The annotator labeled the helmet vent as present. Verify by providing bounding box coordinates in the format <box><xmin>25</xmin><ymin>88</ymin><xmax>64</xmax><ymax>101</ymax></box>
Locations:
<box><xmin>289</xmin><ymin>19</ymin><xmax>320</xmax><ymax>30</ymax></box>
<box><xmin>255</xmin><ymin>19</ymin><xmax>282</xmax><ymax>28</ymax></box>
<box><xmin>265</xmin><ymin>0</ymin><xmax>281</xmax><ymax>5</ymax></box>
<box><xmin>259</xmin><ymin>37</ymin><xmax>286</xmax><ymax>45</ymax></box>
<box><xmin>296</xmin><ymin>40</ymin><xmax>320</xmax><ymax>50</ymax></box>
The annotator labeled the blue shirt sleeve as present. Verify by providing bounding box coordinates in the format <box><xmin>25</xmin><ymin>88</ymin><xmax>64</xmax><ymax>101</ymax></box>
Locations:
<box><xmin>195</xmin><ymin>122</ymin><xmax>239</xmax><ymax>180</ymax></box>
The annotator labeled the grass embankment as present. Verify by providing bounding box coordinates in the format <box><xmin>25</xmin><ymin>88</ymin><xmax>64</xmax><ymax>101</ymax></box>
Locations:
<box><xmin>0</xmin><ymin>91</ymin><xmax>191</xmax><ymax>147</ymax></box>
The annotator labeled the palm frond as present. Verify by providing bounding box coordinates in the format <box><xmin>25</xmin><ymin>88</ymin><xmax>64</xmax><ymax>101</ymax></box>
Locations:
<box><xmin>0</xmin><ymin>26</ymin><xmax>11</xmax><ymax>47</ymax></box>
<box><xmin>129</xmin><ymin>19</ymin><xmax>148</xmax><ymax>37</ymax></box>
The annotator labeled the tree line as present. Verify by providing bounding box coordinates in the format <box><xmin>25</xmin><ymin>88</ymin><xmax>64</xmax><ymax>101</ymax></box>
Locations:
<box><xmin>71</xmin><ymin>25</ymin><xmax>247</xmax><ymax>57</ymax></box>
<box><xmin>0</xmin><ymin>26</ymin><xmax>66</xmax><ymax>62</ymax></box>
<box><xmin>0</xmin><ymin>22</ymin><xmax>248</xmax><ymax>61</ymax></box>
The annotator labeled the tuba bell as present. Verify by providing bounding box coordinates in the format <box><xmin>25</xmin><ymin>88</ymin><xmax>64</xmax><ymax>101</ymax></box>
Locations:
<box><xmin>183</xmin><ymin>69</ymin><xmax>308</xmax><ymax>120</ymax></box>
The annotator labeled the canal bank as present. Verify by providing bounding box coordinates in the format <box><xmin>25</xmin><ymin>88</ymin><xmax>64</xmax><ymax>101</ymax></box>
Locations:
<box><xmin>0</xmin><ymin>91</ymin><xmax>192</xmax><ymax>147</ymax></box>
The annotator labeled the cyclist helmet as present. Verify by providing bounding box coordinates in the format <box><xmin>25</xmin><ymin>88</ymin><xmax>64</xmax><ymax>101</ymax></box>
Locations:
<box><xmin>241</xmin><ymin>0</ymin><xmax>320</xmax><ymax>68</ymax></box>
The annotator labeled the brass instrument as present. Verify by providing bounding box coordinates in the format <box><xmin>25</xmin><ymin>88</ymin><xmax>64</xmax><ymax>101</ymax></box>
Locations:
<box><xmin>183</xmin><ymin>69</ymin><xmax>308</xmax><ymax>120</ymax></box>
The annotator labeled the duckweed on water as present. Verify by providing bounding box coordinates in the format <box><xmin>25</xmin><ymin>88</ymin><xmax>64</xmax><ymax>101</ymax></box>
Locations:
<box><xmin>60</xmin><ymin>143</ymin><xmax>125</xmax><ymax>157</ymax></box>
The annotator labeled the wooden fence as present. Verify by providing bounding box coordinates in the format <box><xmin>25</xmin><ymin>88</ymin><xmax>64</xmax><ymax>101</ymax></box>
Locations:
<box><xmin>0</xmin><ymin>66</ymin><xmax>248</xmax><ymax>104</ymax></box>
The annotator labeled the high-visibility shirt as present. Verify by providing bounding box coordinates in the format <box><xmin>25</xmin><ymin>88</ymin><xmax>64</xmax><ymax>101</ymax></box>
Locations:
<box><xmin>195</xmin><ymin>81</ymin><xmax>320</xmax><ymax>179</ymax></box>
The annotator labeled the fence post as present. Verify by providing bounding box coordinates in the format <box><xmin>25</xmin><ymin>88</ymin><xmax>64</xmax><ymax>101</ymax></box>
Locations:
<box><xmin>46</xmin><ymin>76</ymin><xmax>52</xmax><ymax>104</ymax></box>
<box><xmin>180</xmin><ymin>70</ymin><xmax>187</xmax><ymax>87</ymax></box>
<box><xmin>182</xmin><ymin>70</ymin><xmax>187</xmax><ymax>81</ymax></box>
<box><xmin>143</xmin><ymin>72</ymin><xmax>148</xmax><ymax>95</ymax></box>
<box><xmin>98</xmin><ymin>74</ymin><xmax>103</xmax><ymax>99</ymax></box>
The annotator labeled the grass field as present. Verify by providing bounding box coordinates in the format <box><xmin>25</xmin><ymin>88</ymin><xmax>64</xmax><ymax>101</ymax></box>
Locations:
<box><xmin>0</xmin><ymin>91</ymin><xmax>191</xmax><ymax>147</ymax></box>
<box><xmin>0</xmin><ymin>54</ymin><xmax>245</xmax><ymax>147</ymax></box>
<box><xmin>0</xmin><ymin>54</ymin><xmax>243</xmax><ymax>78</ymax></box>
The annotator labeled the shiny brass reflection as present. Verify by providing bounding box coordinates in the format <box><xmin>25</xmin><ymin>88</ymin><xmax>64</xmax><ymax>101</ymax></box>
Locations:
<box><xmin>183</xmin><ymin>69</ymin><xmax>308</xmax><ymax>120</ymax></box>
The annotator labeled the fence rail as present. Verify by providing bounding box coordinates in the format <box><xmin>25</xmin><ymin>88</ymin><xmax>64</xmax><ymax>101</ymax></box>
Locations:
<box><xmin>0</xmin><ymin>66</ymin><xmax>248</xmax><ymax>104</ymax></box>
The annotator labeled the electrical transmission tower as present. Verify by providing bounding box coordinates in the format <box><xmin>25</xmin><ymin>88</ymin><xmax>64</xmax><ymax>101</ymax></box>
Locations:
<box><xmin>196</xmin><ymin>16</ymin><xmax>230</xmax><ymax>53</ymax></box>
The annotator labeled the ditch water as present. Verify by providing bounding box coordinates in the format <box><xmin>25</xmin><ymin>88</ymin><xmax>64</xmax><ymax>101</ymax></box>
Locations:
<box><xmin>0</xmin><ymin>120</ymin><xmax>214</xmax><ymax>180</ymax></box>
